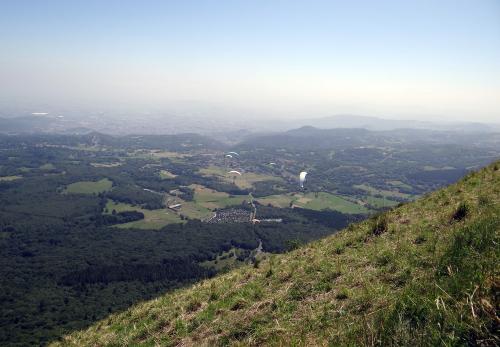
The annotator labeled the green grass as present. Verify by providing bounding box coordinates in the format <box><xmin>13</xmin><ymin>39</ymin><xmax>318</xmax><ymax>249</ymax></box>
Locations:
<box><xmin>52</xmin><ymin>162</ymin><xmax>499</xmax><ymax>346</ymax></box>
<box><xmin>64</xmin><ymin>178</ymin><xmax>113</xmax><ymax>194</ymax></box>
<box><xmin>0</xmin><ymin>175</ymin><xmax>22</xmax><ymax>181</ymax></box>
<box><xmin>104</xmin><ymin>200</ymin><xmax>183</xmax><ymax>229</ymax></box>
<box><xmin>258</xmin><ymin>192</ymin><xmax>370</xmax><ymax>214</ymax></box>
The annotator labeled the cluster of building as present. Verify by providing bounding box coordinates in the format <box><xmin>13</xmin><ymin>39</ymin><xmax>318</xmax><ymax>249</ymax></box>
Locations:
<box><xmin>206</xmin><ymin>208</ymin><xmax>251</xmax><ymax>224</ymax></box>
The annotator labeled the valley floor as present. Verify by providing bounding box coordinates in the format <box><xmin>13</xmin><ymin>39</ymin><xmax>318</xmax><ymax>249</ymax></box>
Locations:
<box><xmin>52</xmin><ymin>162</ymin><xmax>500</xmax><ymax>346</ymax></box>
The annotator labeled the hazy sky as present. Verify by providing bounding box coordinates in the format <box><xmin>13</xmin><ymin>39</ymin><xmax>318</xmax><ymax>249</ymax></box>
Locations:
<box><xmin>1</xmin><ymin>0</ymin><xmax>499</xmax><ymax>121</ymax></box>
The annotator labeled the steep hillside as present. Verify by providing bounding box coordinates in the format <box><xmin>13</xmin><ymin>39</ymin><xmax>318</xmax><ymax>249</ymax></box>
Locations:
<box><xmin>53</xmin><ymin>162</ymin><xmax>499</xmax><ymax>346</ymax></box>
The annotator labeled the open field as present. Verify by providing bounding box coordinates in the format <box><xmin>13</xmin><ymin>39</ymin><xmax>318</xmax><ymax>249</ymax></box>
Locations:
<box><xmin>150</xmin><ymin>150</ymin><xmax>190</xmax><ymax>159</ymax></box>
<box><xmin>90</xmin><ymin>162</ymin><xmax>122</xmax><ymax>168</ymax></box>
<box><xmin>199</xmin><ymin>165</ymin><xmax>283</xmax><ymax>189</ymax></box>
<box><xmin>257</xmin><ymin>192</ymin><xmax>370</xmax><ymax>214</ymax></box>
<box><xmin>159</xmin><ymin>169</ymin><xmax>177</xmax><ymax>179</ymax></box>
<box><xmin>423</xmin><ymin>165</ymin><xmax>455</xmax><ymax>171</ymax></box>
<box><xmin>64</xmin><ymin>178</ymin><xmax>113</xmax><ymax>194</ymax></box>
<box><xmin>177</xmin><ymin>201</ymin><xmax>213</xmax><ymax>220</ymax></box>
<box><xmin>362</xmin><ymin>195</ymin><xmax>399</xmax><ymax>208</ymax></box>
<box><xmin>256</xmin><ymin>194</ymin><xmax>293</xmax><ymax>208</ymax></box>
<box><xmin>0</xmin><ymin>175</ymin><xmax>22</xmax><ymax>181</ymax></box>
<box><xmin>386</xmin><ymin>180</ymin><xmax>412</xmax><ymax>190</ymax></box>
<box><xmin>40</xmin><ymin>163</ymin><xmax>56</xmax><ymax>171</ymax></box>
<box><xmin>104</xmin><ymin>200</ymin><xmax>183</xmax><ymax>229</ymax></box>
<box><xmin>125</xmin><ymin>150</ymin><xmax>190</xmax><ymax>163</ymax></box>
<box><xmin>353</xmin><ymin>183</ymin><xmax>412</xmax><ymax>199</ymax></box>
<box><xmin>299</xmin><ymin>192</ymin><xmax>370</xmax><ymax>213</ymax></box>
<box><xmin>190</xmin><ymin>184</ymin><xmax>249</xmax><ymax>209</ymax></box>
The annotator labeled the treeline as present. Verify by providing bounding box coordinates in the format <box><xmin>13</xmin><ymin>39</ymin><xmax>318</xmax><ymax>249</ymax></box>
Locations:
<box><xmin>105</xmin><ymin>185</ymin><xmax>164</xmax><ymax>209</ymax></box>
<box><xmin>100</xmin><ymin>211</ymin><xmax>144</xmax><ymax>225</ymax></box>
<box><xmin>61</xmin><ymin>260</ymin><xmax>215</xmax><ymax>286</ymax></box>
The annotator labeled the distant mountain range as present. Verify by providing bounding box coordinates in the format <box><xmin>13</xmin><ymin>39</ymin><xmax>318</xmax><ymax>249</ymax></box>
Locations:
<box><xmin>290</xmin><ymin>114</ymin><xmax>500</xmax><ymax>132</ymax></box>
<box><xmin>0</xmin><ymin>113</ymin><xmax>499</xmax><ymax>136</ymax></box>
<box><xmin>236</xmin><ymin>125</ymin><xmax>500</xmax><ymax>151</ymax></box>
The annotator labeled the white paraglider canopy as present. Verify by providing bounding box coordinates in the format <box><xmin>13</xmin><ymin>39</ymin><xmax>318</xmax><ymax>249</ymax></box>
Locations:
<box><xmin>299</xmin><ymin>171</ymin><xmax>308</xmax><ymax>188</ymax></box>
<box><xmin>228</xmin><ymin>151</ymin><xmax>239</xmax><ymax>156</ymax></box>
<box><xmin>228</xmin><ymin>170</ymin><xmax>242</xmax><ymax>176</ymax></box>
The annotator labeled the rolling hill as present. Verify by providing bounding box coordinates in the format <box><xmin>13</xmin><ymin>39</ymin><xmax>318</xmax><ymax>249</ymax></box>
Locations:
<box><xmin>52</xmin><ymin>162</ymin><xmax>499</xmax><ymax>346</ymax></box>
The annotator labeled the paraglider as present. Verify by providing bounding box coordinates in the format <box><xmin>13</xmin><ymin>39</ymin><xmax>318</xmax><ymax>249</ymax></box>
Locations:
<box><xmin>225</xmin><ymin>154</ymin><xmax>233</xmax><ymax>158</ymax></box>
<box><xmin>269</xmin><ymin>162</ymin><xmax>276</xmax><ymax>165</ymax></box>
<box><xmin>228</xmin><ymin>170</ymin><xmax>242</xmax><ymax>185</ymax></box>
<box><xmin>227</xmin><ymin>151</ymin><xmax>239</xmax><ymax>156</ymax></box>
<box><xmin>299</xmin><ymin>171</ymin><xmax>308</xmax><ymax>188</ymax></box>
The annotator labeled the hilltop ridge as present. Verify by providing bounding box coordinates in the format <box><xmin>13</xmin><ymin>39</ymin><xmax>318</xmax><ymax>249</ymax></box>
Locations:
<box><xmin>53</xmin><ymin>162</ymin><xmax>499</xmax><ymax>346</ymax></box>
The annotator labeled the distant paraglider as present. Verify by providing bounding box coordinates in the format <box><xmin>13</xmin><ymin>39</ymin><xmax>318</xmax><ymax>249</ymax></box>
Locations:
<box><xmin>227</xmin><ymin>151</ymin><xmax>239</xmax><ymax>156</ymax></box>
<box><xmin>299</xmin><ymin>171</ymin><xmax>308</xmax><ymax>188</ymax></box>
<box><xmin>228</xmin><ymin>170</ymin><xmax>242</xmax><ymax>185</ymax></box>
<box><xmin>225</xmin><ymin>154</ymin><xmax>233</xmax><ymax>158</ymax></box>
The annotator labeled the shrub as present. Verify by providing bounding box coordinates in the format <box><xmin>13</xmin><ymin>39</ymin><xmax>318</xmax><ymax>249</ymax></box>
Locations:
<box><xmin>451</xmin><ymin>202</ymin><xmax>469</xmax><ymax>222</ymax></box>
<box><xmin>414</xmin><ymin>234</ymin><xmax>426</xmax><ymax>244</ymax></box>
<box><xmin>335</xmin><ymin>288</ymin><xmax>348</xmax><ymax>300</ymax></box>
<box><xmin>478</xmin><ymin>195</ymin><xmax>489</xmax><ymax>206</ymax></box>
<box><xmin>186</xmin><ymin>299</ymin><xmax>202</xmax><ymax>313</ymax></box>
<box><xmin>253</xmin><ymin>258</ymin><xmax>260</xmax><ymax>269</ymax></box>
<box><xmin>334</xmin><ymin>245</ymin><xmax>344</xmax><ymax>255</ymax></box>
<box><xmin>371</xmin><ymin>215</ymin><xmax>388</xmax><ymax>236</ymax></box>
<box><xmin>375</xmin><ymin>250</ymin><xmax>393</xmax><ymax>266</ymax></box>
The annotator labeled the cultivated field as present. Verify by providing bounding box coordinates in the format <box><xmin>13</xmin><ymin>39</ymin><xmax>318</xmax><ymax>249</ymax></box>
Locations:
<box><xmin>0</xmin><ymin>175</ymin><xmax>22</xmax><ymax>181</ymax></box>
<box><xmin>104</xmin><ymin>200</ymin><xmax>183</xmax><ymax>229</ymax></box>
<box><xmin>353</xmin><ymin>183</ymin><xmax>411</xmax><ymax>199</ymax></box>
<box><xmin>199</xmin><ymin>165</ymin><xmax>283</xmax><ymax>189</ymax></box>
<box><xmin>257</xmin><ymin>192</ymin><xmax>370</xmax><ymax>214</ymax></box>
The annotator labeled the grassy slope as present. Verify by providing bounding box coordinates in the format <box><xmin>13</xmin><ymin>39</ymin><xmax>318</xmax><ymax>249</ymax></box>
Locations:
<box><xmin>53</xmin><ymin>162</ymin><xmax>499</xmax><ymax>346</ymax></box>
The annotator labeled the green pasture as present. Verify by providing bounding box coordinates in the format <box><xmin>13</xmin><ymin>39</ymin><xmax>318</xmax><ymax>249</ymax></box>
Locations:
<box><xmin>64</xmin><ymin>178</ymin><xmax>113</xmax><ymax>194</ymax></box>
